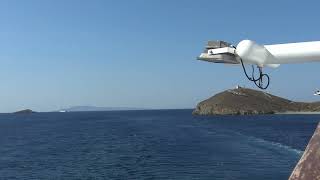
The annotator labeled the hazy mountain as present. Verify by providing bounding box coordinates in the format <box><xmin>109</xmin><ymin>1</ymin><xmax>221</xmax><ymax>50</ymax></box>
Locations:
<box><xmin>57</xmin><ymin>106</ymin><xmax>146</xmax><ymax>112</ymax></box>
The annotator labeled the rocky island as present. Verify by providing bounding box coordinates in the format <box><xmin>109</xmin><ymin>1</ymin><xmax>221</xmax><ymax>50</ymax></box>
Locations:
<box><xmin>14</xmin><ymin>109</ymin><xmax>36</xmax><ymax>114</ymax></box>
<box><xmin>193</xmin><ymin>87</ymin><xmax>320</xmax><ymax>115</ymax></box>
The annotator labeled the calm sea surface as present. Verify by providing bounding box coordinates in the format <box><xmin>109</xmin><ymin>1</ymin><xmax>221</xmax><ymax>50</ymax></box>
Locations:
<box><xmin>0</xmin><ymin>110</ymin><xmax>319</xmax><ymax>180</ymax></box>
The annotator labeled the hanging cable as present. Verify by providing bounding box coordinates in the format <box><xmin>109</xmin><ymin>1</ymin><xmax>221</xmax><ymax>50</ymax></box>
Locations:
<box><xmin>230</xmin><ymin>45</ymin><xmax>270</xmax><ymax>89</ymax></box>
<box><xmin>239</xmin><ymin>58</ymin><xmax>270</xmax><ymax>89</ymax></box>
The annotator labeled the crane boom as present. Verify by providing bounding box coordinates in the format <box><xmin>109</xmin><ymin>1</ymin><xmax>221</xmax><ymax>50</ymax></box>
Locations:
<box><xmin>265</xmin><ymin>41</ymin><xmax>320</xmax><ymax>64</ymax></box>
<box><xmin>236</xmin><ymin>40</ymin><xmax>320</xmax><ymax>66</ymax></box>
<box><xmin>197</xmin><ymin>40</ymin><xmax>320</xmax><ymax>89</ymax></box>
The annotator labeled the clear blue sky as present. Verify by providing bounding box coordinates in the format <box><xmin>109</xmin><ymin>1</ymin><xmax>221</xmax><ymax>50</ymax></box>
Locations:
<box><xmin>0</xmin><ymin>0</ymin><xmax>319</xmax><ymax>112</ymax></box>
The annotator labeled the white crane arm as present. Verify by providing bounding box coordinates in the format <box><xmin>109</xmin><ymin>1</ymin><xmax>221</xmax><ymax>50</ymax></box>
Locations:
<box><xmin>236</xmin><ymin>40</ymin><xmax>320</xmax><ymax>66</ymax></box>
<box><xmin>197</xmin><ymin>40</ymin><xmax>320</xmax><ymax>89</ymax></box>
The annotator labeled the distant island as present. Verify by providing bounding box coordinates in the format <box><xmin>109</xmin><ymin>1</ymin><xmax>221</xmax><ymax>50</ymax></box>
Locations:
<box><xmin>193</xmin><ymin>87</ymin><xmax>320</xmax><ymax>115</ymax></box>
<box><xmin>14</xmin><ymin>109</ymin><xmax>36</xmax><ymax>114</ymax></box>
<box><xmin>57</xmin><ymin>106</ymin><xmax>146</xmax><ymax>112</ymax></box>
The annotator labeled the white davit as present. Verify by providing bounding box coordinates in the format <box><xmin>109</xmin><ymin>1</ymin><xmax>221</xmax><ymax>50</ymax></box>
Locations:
<box><xmin>198</xmin><ymin>40</ymin><xmax>320</xmax><ymax>67</ymax></box>
<box><xmin>197</xmin><ymin>40</ymin><xmax>320</xmax><ymax>89</ymax></box>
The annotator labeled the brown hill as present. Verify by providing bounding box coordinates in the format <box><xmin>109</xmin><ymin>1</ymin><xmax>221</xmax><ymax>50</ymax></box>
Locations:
<box><xmin>193</xmin><ymin>87</ymin><xmax>320</xmax><ymax>115</ymax></box>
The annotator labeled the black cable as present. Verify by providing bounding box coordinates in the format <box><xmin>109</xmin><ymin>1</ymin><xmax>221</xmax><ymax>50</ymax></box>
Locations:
<box><xmin>228</xmin><ymin>44</ymin><xmax>270</xmax><ymax>89</ymax></box>
<box><xmin>239</xmin><ymin>58</ymin><xmax>270</xmax><ymax>89</ymax></box>
<box><xmin>230</xmin><ymin>44</ymin><xmax>270</xmax><ymax>89</ymax></box>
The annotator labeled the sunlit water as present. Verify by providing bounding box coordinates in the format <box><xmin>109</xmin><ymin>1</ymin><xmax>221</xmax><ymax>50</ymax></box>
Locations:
<box><xmin>0</xmin><ymin>110</ymin><xmax>318</xmax><ymax>179</ymax></box>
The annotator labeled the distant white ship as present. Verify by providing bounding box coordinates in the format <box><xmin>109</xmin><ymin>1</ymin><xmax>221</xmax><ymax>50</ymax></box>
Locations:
<box><xmin>314</xmin><ymin>90</ymin><xmax>320</xmax><ymax>96</ymax></box>
<box><xmin>59</xmin><ymin>110</ymin><xmax>67</xmax><ymax>113</ymax></box>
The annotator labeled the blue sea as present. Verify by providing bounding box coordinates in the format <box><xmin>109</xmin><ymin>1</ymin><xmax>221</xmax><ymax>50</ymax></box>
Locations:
<box><xmin>0</xmin><ymin>110</ymin><xmax>319</xmax><ymax>180</ymax></box>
